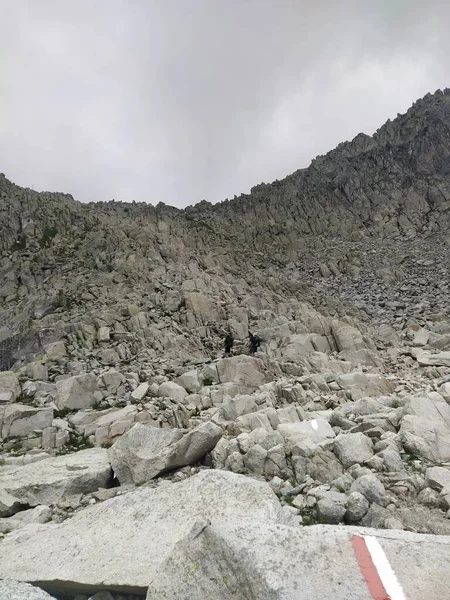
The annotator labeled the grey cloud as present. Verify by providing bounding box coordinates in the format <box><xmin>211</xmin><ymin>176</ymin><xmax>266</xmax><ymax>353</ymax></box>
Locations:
<box><xmin>1</xmin><ymin>0</ymin><xmax>449</xmax><ymax>207</ymax></box>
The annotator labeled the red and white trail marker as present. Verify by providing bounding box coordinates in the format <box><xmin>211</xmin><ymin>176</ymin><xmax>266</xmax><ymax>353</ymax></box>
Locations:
<box><xmin>352</xmin><ymin>535</ymin><xmax>406</xmax><ymax>600</ymax></box>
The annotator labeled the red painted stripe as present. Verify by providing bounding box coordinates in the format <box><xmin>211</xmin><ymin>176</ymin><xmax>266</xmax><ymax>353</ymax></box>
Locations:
<box><xmin>352</xmin><ymin>535</ymin><xmax>390</xmax><ymax>600</ymax></box>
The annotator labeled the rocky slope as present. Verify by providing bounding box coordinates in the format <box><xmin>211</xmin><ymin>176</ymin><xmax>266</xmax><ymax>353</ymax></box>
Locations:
<box><xmin>1</xmin><ymin>89</ymin><xmax>450</xmax><ymax>599</ymax></box>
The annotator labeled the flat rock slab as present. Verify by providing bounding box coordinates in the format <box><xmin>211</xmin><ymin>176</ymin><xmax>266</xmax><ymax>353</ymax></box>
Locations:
<box><xmin>147</xmin><ymin>522</ymin><xmax>450</xmax><ymax>600</ymax></box>
<box><xmin>0</xmin><ymin>448</ymin><xmax>111</xmax><ymax>508</ymax></box>
<box><xmin>0</xmin><ymin>470</ymin><xmax>288</xmax><ymax>595</ymax></box>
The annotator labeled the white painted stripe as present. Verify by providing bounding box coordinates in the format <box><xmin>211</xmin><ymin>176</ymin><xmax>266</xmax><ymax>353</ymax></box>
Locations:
<box><xmin>310</xmin><ymin>419</ymin><xmax>318</xmax><ymax>431</ymax></box>
<box><xmin>364</xmin><ymin>536</ymin><xmax>406</xmax><ymax>600</ymax></box>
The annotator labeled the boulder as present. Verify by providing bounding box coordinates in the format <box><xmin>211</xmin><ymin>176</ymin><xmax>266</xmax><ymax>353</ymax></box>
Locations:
<box><xmin>102</xmin><ymin>369</ymin><xmax>125</xmax><ymax>394</ymax></box>
<box><xmin>0</xmin><ymin>470</ymin><xmax>290</xmax><ymax>594</ymax></box>
<box><xmin>0</xmin><ymin>448</ymin><xmax>111</xmax><ymax>508</ymax></box>
<box><xmin>0</xmin><ymin>581</ymin><xmax>57</xmax><ymax>600</ymax></box>
<box><xmin>109</xmin><ymin>422</ymin><xmax>222</xmax><ymax>484</ymax></box>
<box><xmin>69</xmin><ymin>405</ymin><xmax>138</xmax><ymax>443</ymax></box>
<box><xmin>243</xmin><ymin>444</ymin><xmax>267</xmax><ymax>475</ymax></box>
<box><xmin>158</xmin><ymin>381</ymin><xmax>188</xmax><ymax>402</ymax></box>
<box><xmin>99</xmin><ymin>348</ymin><xmax>120</xmax><ymax>366</ymax></box>
<box><xmin>278</xmin><ymin>334</ymin><xmax>331</xmax><ymax>360</ymax></box>
<box><xmin>400</xmin><ymin>393</ymin><xmax>450</xmax><ymax>462</ymax></box>
<box><xmin>26</xmin><ymin>362</ymin><xmax>49</xmax><ymax>381</ymax></box>
<box><xmin>425</xmin><ymin>466</ymin><xmax>450</xmax><ymax>492</ymax></box>
<box><xmin>378</xmin><ymin>449</ymin><xmax>404</xmax><ymax>472</ymax></box>
<box><xmin>176</xmin><ymin>370</ymin><xmax>201</xmax><ymax>393</ymax></box>
<box><xmin>350</xmin><ymin>474</ymin><xmax>385</xmax><ymax>505</ymax></box>
<box><xmin>0</xmin><ymin>404</ymin><xmax>53</xmax><ymax>439</ymax></box>
<box><xmin>55</xmin><ymin>373</ymin><xmax>100</xmax><ymax>411</ymax></box>
<box><xmin>0</xmin><ymin>371</ymin><xmax>21</xmax><ymax>404</ymax></box>
<box><xmin>130</xmin><ymin>382</ymin><xmax>149</xmax><ymax>401</ymax></box>
<box><xmin>216</xmin><ymin>356</ymin><xmax>265</xmax><ymax>389</ymax></box>
<box><xmin>0</xmin><ymin>489</ymin><xmax>23</xmax><ymax>518</ymax></box>
<box><xmin>215</xmin><ymin>395</ymin><xmax>259</xmax><ymax>423</ymax></box>
<box><xmin>305</xmin><ymin>449</ymin><xmax>343</xmax><ymax>484</ymax></box>
<box><xmin>334</xmin><ymin>433</ymin><xmax>374</xmax><ymax>468</ymax></box>
<box><xmin>316</xmin><ymin>492</ymin><xmax>347</xmax><ymax>524</ymax></box>
<box><xmin>345</xmin><ymin>491</ymin><xmax>370</xmax><ymax>522</ymax></box>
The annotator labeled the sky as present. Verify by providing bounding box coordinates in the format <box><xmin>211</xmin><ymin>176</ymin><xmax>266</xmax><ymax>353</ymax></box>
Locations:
<box><xmin>1</xmin><ymin>1</ymin><xmax>449</xmax><ymax>208</ymax></box>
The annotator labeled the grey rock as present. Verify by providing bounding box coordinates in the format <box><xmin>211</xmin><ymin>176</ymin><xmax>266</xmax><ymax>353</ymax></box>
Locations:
<box><xmin>0</xmin><ymin>505</ymin><xmax>52</xmax><ymax>533</ymax></box>
<box><xmin>335</xmin><ymin>372</ymin><xmax>395</xmax><ymax>400</ymax></box>
<box><xmin>425</xmin><ymin>466</ymin><xmax>450</xmax><ymax>491</ymax></box>
<box><xmin>176</xmin><ymin>370</ymin><xmax>201</xmax><ymax>393</ymax></box>
<box><xmin>0</xmin><ymin>404</ymin><xmax>53</xmax><ymax>439</ymax></box>
<box><xmin>216</xmin><ymin>356</ymin><xmax>265</xmax><ymax>389</ymax></box>
<box><xmin>243</xmin><ymin>444</ymin><xmax>267</xmax><ymax>475</ymax></box>
<box><xmin>0</xmin><ymin>372</ymin><xmax>21</xmax><ymax>404</ymax></box>
<box><xmin>0</xmin><ymin>489</ymin><xmax>23</xmax><ymax>518</ymax></box>
<box><xmin>158</xmin><ymin>381</ymin><xmax>188</xmax><ymax>402</ymax></box>
<box><xmin>400</xmin><ymin>393</ymin><xmax>450</xmax><ymax>462</ymax></box>
<box><xmin>224</xmin><ymin>451</ymin><xmax>245</xmax><ymax>473</ymax></box>
<box><xmin>109</xmin><ymin>421</ymin><xmax>222</xmax><ymax>484</ymax></box>
<box><xmin>316</xmin><ymin>492</ymin><xmax>347</xmax><ymax>524</ymax></box>
<box><xmin>264</xmin><ymin>444</ymin><xmax>288</xmax><ymax>479</ymax></box>
<box><xmin>378</xmin><ymin>449</ymin><xmax>404</xmax><ymax>472</ymax></box>
<box><xmin>102</xmin><ymin>369</ymin><xmax>125</xmax><ymax>393</ymax></box>
<box><xmin>361</xmin><ymin>503</ymin><xmax>390</xmax><ymax>528</ymax></box>
<box><xmin>416</xmin><ymin>351</ymin><xmax>450</xmax><ymax>367</ymax></box>
<box><xmin>334</xmin><ymin>432</ymin><xmax>374</xmax><ymax>468</ymax></box>
<box><xmin>345</xmin><ymin>491</ymin><xmax>370</xmax><ymax>522</ymax></box>
<box><xmin>305</xmin><ymin>449</ymin><xmax>343</xmax><ymax>484</ymax></box>
<box><xmin>130</xmin><ymin>382</ymin><xmax>149</xmax><ymax>401</ymax></box>
<box><xmin>55</xmin><ymin>373</ymin><xmax>100</xmax><ymax>411</ymax></box>
<box><xmin>417</xmin><ymin>487</ymin><xmax>444</xmax><ymax>508</ymax></box>
<box><xmin>0</xmin><ymin>448</ymin><xmax>111</xmax><ymax>507</ymax></box>
<box><xmin>350</xmin><ymin>474</ymin><xmax>386</xmax><ymax>505</ymax></box>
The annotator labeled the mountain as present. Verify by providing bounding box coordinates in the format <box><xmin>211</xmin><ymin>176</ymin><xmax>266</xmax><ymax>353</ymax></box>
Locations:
<box><xmin>1</xmin><ymin>90</ymin><xmax>450</xmax><ymax>599</ymax></box>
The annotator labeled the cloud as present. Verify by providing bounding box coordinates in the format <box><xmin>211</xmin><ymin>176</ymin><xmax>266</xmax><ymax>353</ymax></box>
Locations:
<box><xmin>1</xmin><ymin>0</ymin><xmax>449</xmax><ymax>207</ymax></box>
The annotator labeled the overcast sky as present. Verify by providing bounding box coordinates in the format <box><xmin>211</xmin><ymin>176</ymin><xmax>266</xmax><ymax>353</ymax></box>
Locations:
<box><xmin>1</xmin><ymin>1</ymin><xmax>449</xmax><ymax>208</ymax></box>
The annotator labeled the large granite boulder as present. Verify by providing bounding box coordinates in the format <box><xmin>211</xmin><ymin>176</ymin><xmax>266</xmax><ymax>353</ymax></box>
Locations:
<box><xmin>109</xmin><ymin>421</ymin><xmax>222</xmax><ymax>484</ymax></box>
<box><xmin>0</xmin><ymin>470</ymin><xmax>290</xmax><ymax>594</ymax></box>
